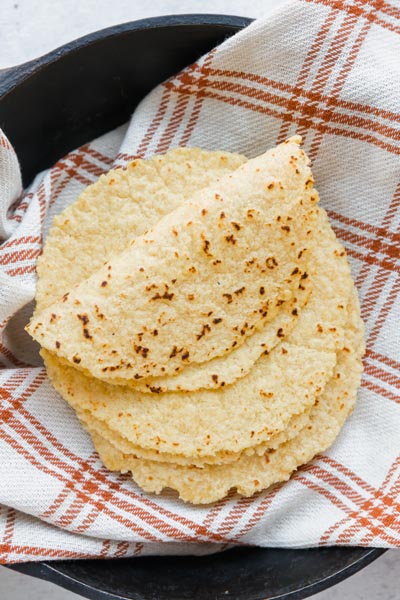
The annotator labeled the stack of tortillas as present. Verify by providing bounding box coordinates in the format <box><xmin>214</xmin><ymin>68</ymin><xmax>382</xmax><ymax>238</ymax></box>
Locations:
<box><xmin>27</xmin><ymin>137</ymin><xmax>365</xmax><ymax>504</ymax></box>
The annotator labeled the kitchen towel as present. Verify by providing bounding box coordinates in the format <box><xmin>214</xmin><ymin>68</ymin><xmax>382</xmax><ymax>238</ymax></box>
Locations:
<box><xmin>0</xmin><ymin>0</ymin><xmax>399</xmax><ymax>562</ymax></box>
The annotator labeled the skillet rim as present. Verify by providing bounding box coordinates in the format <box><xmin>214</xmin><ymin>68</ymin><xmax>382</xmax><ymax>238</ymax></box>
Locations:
<box><xmin>0</xmin><ymin>13</ymin><xmax>251</xmax><ymax>96</ymax></box>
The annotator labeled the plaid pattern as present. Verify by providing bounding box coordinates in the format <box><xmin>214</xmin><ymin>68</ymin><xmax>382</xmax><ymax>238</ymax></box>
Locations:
<box><xmin>0</xmin><ymin>0</ymin><xmax>399</xmax><ymax>563</ymax></box>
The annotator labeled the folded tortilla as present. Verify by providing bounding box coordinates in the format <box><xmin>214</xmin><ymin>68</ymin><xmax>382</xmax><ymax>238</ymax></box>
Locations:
<box><xmin>27</xmin><ymin>137</ymin><xmax>318</xmax><ymax>381</ymax></box>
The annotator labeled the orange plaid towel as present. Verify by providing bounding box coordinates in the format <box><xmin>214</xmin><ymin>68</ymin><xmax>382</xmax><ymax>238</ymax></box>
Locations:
<box><xmin>0</xmin><ymin>0</ymin><xmax>399</xmax><ymax>563</ymax></box>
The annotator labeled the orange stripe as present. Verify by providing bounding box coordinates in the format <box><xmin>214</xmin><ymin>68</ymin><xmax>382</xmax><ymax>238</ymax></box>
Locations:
<box><xmin>365</xmin><ymin>361</ymin><xmax>400</xmax><ymax>389</ymax></box>
<box><xmin>330</xmin><ymin>7</ymin><xmax>378</xmax><ymax>97</ymax></box>
<box><xmin>10</xmin><ymin>202</ymin><xmax>29</xmax><ymax>218</ymax></box>
<box><xmin>0</xmin><ymin>370</ymin><xmax>29</xmax><ymax>391</ymax></box>
<box><xmin>100</xmin><ymin>539</ymin><xmax>111</xmax><ymax>558</ymax></box>
<box><xmin>135</xmin><ymin>87</ymin><xmax>172</xmax><ymax>158</ymax></box>
<box><xmin>155</xmin><ymin>94</ymin><xmax>191</xmax><ymax>154</ymax></box>
<box><xmin>297</xmin><ymin>475</ymin><xmax>399</xmax><ymax>544</ymax></box>
<box><xmin>233</xmin><ymin>487</ymin><xmax>281</xmax><ymax>540</ymax></box>
<box><xmin>83</xmin><ymin>145</ymin><xmax>114</xmax><ymax>166</ymax></box>
<box><xmin>310</xmin><ymin>11</ymin><xmax>359</xmax><ymax>95</ymax></box>
<box><xmin>59</xmin><ymin>167</ymin><xmax>93</xmax><ymax>187</ymax></box>
<box><xmin>320</xmin><ymin>514</ymin><xmax>351</xmax><ymax>544</ymax></box>
<box><xmin>133</xmin><ymin>542</ymin><xmax>144</xmax><ymax>556</ymax></box>
<box><xmin>53</xmin><ymin>146</ymin><xmax>108</xmax><ymax>176</ymax></box>
<box><xmin>337</xmin><ymin>481</ymin><xmax>400</xmax><ymax>543</ymax></box>
<box><xmin>35</xmin><ymin>179</ymin><xmax>47</xmax><ymax>226</ymax></box>
<box><xmin>333</xmin><ymin>225</ymin><xmax>400</xmax><ymax>259</ymax></box>
<box><xmin>1</xmin><ymin>235</ymin><xmax>41</xmax><ymax>249</ymax></box>
<box><xmin>339</xmin><ymin>180</ymin><xmax>399</xmax><ymax>305</ymax></box>
<box><xmin>0</xmin><ymin>425</ymin><xmax>162</xmax><ymax>543</ymax></box>
<box><xmin>367</xmin><ymin>349</ymin><xmax>400</xmax><ymax>373</ymax></box>
<box><xmin>327</xmin><ymin>210</ymin><xmax>400</xmax><ymax>245</ymax></box>
<box><xmin>5</xmin><ymin>264</ymin><xmax>36</xmax><ymax>276</ymax></box>
<box><xmin>2</xmin><ymin>509</ymin><xmax>16</xmax><ymax>546</ymax></box>
<box><xmin>1</xmin><ymin>380</ymin><xmax>230</xmax><ymax>544</ymax></box>
<box><xmin>116</xmin><ymin>151</ymin><xmax>135</xmax><ymax>162</ymax></box>
<box><xmin>75</xmin><ymin>506</ymin><xmax>101</xmax><ymax>534</ymax></box>
<box><xmin>0</xmin><ymin>543</ymin><xmax>100</xmax><ymax>562</ymax></box>
<box><xmin>0</xmin><ymin>247</ymin><xmax>41</xmax><ymax>266</ymax></box>
<box><xmin>204</xmin><ymin>67</ymin><xmax>400</xmax><ymax>123</ymax></box>
<box><xmin>314</xmin><ymin>458</ymin><xmax>400</xmax><ymax>541</ymax></box>
<box><xmin>360</xmin><ymin>273</ymin><xmax>392</xmax><ymax>326</ymax></box>
<box><xmin>362</xmin><ymin>378</ymin><xmax>400</xmax><ymax>404</ymax></box>
<box><xmin>202</xmin><ymin>494</ymin><xmax>234</xmax><ymax>531</ymax></box>
<box><xmin>345</xmin><ymin>246</ymin><xmax>399</xmax><ymax>273</ymax></box>
<box><xmin>40</xmin><ymin>487</ymin><xmax>70</xmax><ymax>520</ymax></box>
<box><xmin>2</xmin><ymin>374</ymin><xmax>200</xmax><ymax>538</ymax></box>
<box><xmin>304</xmin><ymin>0</ymin><xmax>400</xmax><ymax>34</ymax></box>
<box><xmin>319</xmin><ymin>455</ymin><xmax>392</xmax><ymax>500</ymax></box>
<box><xmin>179</xmin><ymin>49</ymin><xmax>217</xmax><ymax>146</ymax></box>
<box><xmin>0</xmin><ymin>136</ymin><xmax>12</xmax><ymax>150</ymax></box>
<box><xmin>114</xmin><ymin>541</ymin><xmax>131</xmax><ymax>558</ymax></box>
<box><xmin>383</xmin><ymin>456</ymin><xmax>400</xmax><ymax>490</ymax></box>
<box><xmin>48</xmin><ymin>168</ymin><xmax>73</xmax><ymax>209</ymax></box>
<box><xmin>167</xmin><ymin>84</ymin><xmax>400</xmax><ymax>156</ymax></box>
<box><xmin>378</xmin><ymin>0</ymin><xmax>400</xmax><ymax>18</ymax></box>
<box><xmin>293</xmin><ymin>7</ymin><xmax>338</xmax><ymax>88</ymax></box>
<box><xmin>381</xmin><ymin>184</ymin><xmax>400</xmax><ymax>233</ymax></box>
<box><xmin>69</xmin><ymin>157</ymin><xmax>106</xmax><ymax>178</ymax></box>
<box><xmin>217</xmin><ymin>494</ymin><xmax>257</xmax><ymax>536</ymax></box>
<box><xmin>279</xmin><ymin>6</ymin><xmax>339</xmax><ymax>142</ymax></box>
<box><xmin>0</xmin><ymin>344</ymin><xmax>31</xmax><ymax>368</ymax></box>
<box><xmin>304</xmin><ymin>459</ymin><xmax>399</xmax><ymax>514</ymax></box>
<box><xmin>308</xmin><ymin>13</ymin><xmax>375</xmax><ymax>160</ymax></box>
<box><xmin>304</xmin><ymin>465</ymin><xmax>374</xmax><ymax>511</ymax></box>
<box><xmin>175</xmin><ymin>74</ymin><xmax>400</xmax><ymax>144</ymax></box>
<box><xmin>56</xmin><ymin>494</ymin><xmax>89</xmax><ymax>529</ymax></box>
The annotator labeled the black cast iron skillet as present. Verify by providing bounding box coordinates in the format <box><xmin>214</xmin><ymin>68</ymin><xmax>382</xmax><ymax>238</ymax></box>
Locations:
<box><xmin>0</xmin><ymin>14</ymin><xmax>384</xmax><ymax>600</ymax></box>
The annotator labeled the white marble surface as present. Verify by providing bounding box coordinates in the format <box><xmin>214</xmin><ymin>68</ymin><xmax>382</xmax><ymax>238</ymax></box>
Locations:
<box><xmin>0</xmin><ymin>0</ymin><xmax>398</xmax><ymax>598</ymax></box>
<box><xmin>0</xmin><ymin>0</ymin><xmax>276</xmax><ymax>70</ymax></box>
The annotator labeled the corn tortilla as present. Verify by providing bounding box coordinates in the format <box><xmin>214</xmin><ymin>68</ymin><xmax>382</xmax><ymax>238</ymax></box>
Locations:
<box><xmin>29</xmin><ymin>138</ymin><xmax>364</xmax><ymax>504</ymax></box>
<box><xmin>28</xmin><ymin>137</ymin><xmax>318</xmax><ymax>381</ymax></box>
<box><xmin>77</xmin><ymin>407</ymin><xmax>312</xmax><ymax>467</ymax></box>
<box><xmin>42</xmin><ymin>202</ymin><xmax>351</xmax><ymax>464</ymax></box>
<box><xmin>44</xmin><ymin>342</ymin><xmax>336</xmax><ymax>459</ymax></box>
<box><xmin>35</xmin><ymin>147</ymin><xmax>246</xmax><ymax>312</ymax></box>
<box><xmin>121</xmin><ymin>205</ymin><xmax>351</xmax><ymax>392</ymax></box>
<box><xmin>92</xmin><ymin>292</ymin><xmax>364</xmax><ymax>503</ymax></box>
<box><xmin>36</xmin><ymin>146</ymin><xmax>312</xmax><ymax>392</ymax></box>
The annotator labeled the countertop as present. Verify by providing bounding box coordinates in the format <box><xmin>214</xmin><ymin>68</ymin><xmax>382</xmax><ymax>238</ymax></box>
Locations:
<box><xmin>0</xmin><ymin>0</ymin><xmax>398</xmax><ymax>598</ymax></box>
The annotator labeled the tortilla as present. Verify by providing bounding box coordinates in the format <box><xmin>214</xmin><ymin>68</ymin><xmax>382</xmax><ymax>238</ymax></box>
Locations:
<box><xmin>44</xmin><ymin>341</ymin><xmax>336</xmax><ymax>459</ymax></box>
<box><xmin>35</xmin><ymin>147</ymin><xmax>246</xmax><ymax>312</ymax></box>
<box><xmin>118</xmin><ymin>205</ymin><xmax>351</xmax><ymax>392</ymax></box>
<box><xmin>77</xmin><ymin>407</ymin><xmax>312</xmax><ymax>466</ymax></box>
<box><xmin>40</xmin><ymin>269</ymin><xmax>311</xmax><ymax>393</ymax></box>
<box><xmin>118</xmin><ymin>288</ymin><xmax>310</xmax><ymax>393</ymax></box>
<box><xmin>91</xmin><ymin>291</ymin><xmax>364</xmax><ymax>503</ymax></box>
<box><xmin>28</xmin><ymin>137</ymin><xmax>318</xmax><ymax>381</ymax></box>
<box><xmin>42</xmin><ymin>202</ymin><xmax>351</xmax><ymax>464</ymax></box>
<box><xmin>36</xmin><ymin>146</ymin><xmax>312</xmax><ymax>392</ymax></box>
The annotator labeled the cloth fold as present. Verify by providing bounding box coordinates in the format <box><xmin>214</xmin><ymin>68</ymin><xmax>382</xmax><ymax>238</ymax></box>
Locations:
<box><xmin>0</xmin><ymin>0</ymin><xmax>399</xmax><ymax>563</ymax></box>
